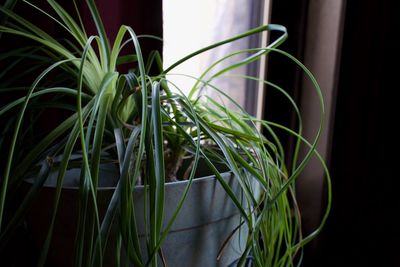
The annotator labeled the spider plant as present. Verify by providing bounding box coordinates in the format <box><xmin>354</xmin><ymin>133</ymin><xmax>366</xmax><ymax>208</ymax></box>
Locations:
<box><xmin>0</xmin><ymin>0</ymin><xmax>331</xmax><ymax>266</ymax></box>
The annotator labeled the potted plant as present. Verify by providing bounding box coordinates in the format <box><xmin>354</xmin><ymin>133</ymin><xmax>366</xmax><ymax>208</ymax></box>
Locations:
<box><xmin>0</xmin><ymin>1</ymin><xmax>331</xmax><ymax>266</ymax></box>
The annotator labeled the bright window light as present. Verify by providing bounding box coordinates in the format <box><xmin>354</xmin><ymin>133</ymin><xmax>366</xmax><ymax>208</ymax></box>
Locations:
<box><xmin>163</xmin><ymin>0</ymin><xmax>257</xmax><ymax>110</ymax></box>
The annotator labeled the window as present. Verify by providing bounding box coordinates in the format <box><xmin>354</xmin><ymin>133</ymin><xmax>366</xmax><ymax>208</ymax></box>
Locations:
<box><xmin>163</xmin><ymin>0</ymin><xmax>271</xmax><ymax>117</ymax></box>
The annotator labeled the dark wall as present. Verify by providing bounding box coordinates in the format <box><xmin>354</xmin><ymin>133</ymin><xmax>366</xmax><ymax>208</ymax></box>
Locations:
<box><xmin>78</xmin><ymin>0</ymin><xmax>163</xmax><ymax>57</ymax></box>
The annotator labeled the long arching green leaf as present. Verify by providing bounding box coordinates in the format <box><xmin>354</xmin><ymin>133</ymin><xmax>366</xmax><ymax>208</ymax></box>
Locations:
<box><xmin>0</xmin><ymin>58</ymin><xmax>74</xmax><ymax>230</ymax></box>
<box><xmin>85</xmin><ymin>0</ymin><xmax>110</xmax><ymax>69</ymax></box>
<box><xmin>163</xmin><ymin>24</ymin><xmax>287</xmax><ymax>75</ymax></box>
<box><xmin>75</xmin><ymin>35</ymin><xmax>104</xmax><ymax>267</ymax></box>
<box><xmin>150</xmin><ymin>81</ymin><xmax>165</xmax><ymax>265</ymax></box>
<box><xmin>0</xmin><ymin>87</ymin><xmax>90</xmax><ymax>116</ymax></box>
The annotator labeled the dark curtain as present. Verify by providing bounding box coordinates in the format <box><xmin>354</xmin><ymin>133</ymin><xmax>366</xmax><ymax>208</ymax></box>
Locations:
<box><xmin>264</xmin><ymin>0</ymin><xmax>309</xmax><ymax>160</ymax></box>
<box><xmin>268</xmin><ymin>0</ymin><xmax>400</xmax><ymax>266</ymax></box>
<box><xmin>314</xmin><ymin>0</ymin><xmax>400</xmax><ymax>266</ymax></box>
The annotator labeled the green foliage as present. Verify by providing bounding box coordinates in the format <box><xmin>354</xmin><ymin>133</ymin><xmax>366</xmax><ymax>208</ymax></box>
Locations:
<box><xmin>0</xmin><ymin>1</ymin><xmax>331</xmax><ymax>266</ymax></box>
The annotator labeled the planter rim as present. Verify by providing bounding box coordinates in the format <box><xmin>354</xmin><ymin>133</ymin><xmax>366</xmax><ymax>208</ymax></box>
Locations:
<box><xmin>25</xmin><ymin>170</ymin><xmax>233</xmax><ymax>191</ymax></box>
